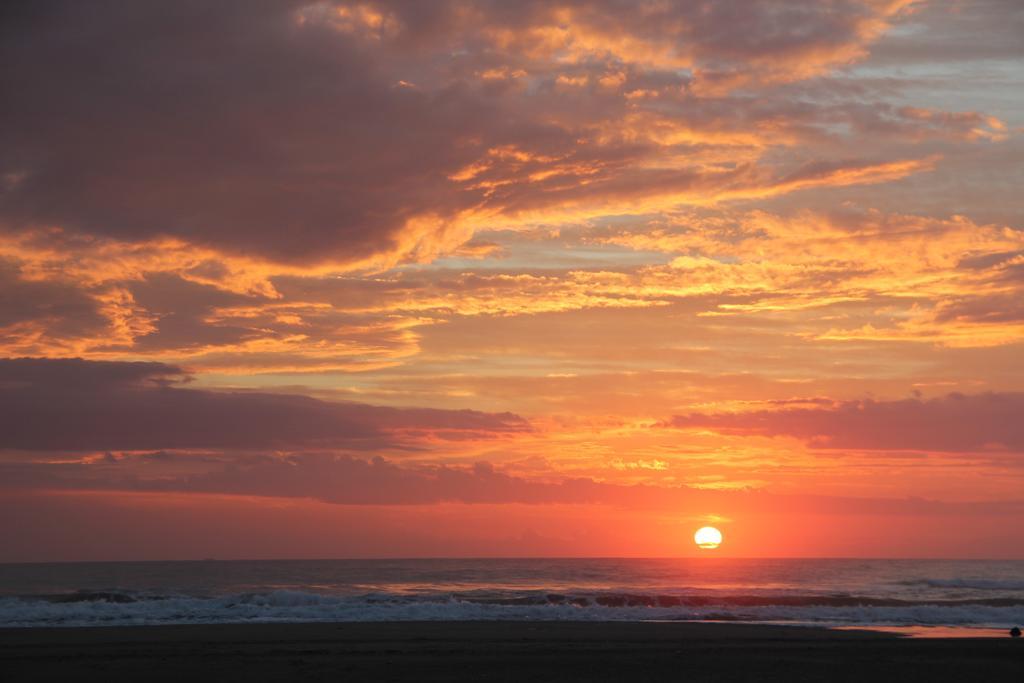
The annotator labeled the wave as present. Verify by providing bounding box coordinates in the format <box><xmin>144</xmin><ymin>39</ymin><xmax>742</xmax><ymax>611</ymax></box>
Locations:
<box><xmin>3</xmin><ymin>590</ymin><xmax>1024</xmax><ymax>628</ymax></box>
<box><xmin>896</xmin><ymin>578</ymin><xmax>1024</xmax><ymax>591</ymax></box>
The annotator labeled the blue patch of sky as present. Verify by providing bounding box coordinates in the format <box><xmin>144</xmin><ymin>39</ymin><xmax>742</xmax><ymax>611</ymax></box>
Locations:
<box><xmin>845</xmin><ymin>60</ymin><xmax>1024</xmax><ymax>126</ymax></box>
<box><xmin>398</xmin><ymin>226</ymin><xmax>676</xmax><ymax>272</ymax></box>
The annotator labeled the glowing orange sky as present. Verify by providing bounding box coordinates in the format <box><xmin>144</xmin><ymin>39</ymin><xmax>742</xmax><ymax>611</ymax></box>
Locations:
<box><xmin>1</xmin><ymin>0</ymin><xmax>1022</xmax><ymax>560</ymax></box>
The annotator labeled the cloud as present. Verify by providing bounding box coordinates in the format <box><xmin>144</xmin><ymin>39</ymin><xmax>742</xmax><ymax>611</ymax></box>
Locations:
<box><xmin>2</xmin><ymin>203</ymin><xmax>1021</xmax><ymax>375</ymax></box>
<box><xmin>598</xmin><ymin>209</ymin><xmax>1024</xmax><ymax>347</ymax></box>
<box><xmin>867</xmin><ymin>0</ymin><xmax>1024</xmax><ymax>65</ymax></box>
<box><xmin>2</xmin><ymin>1</ymin><xmax>1008</xmax><ymax>374</ymax></box>
<box><xmin>4</xmin><ymin>450</ymin><xmax>1023</xmax><ymax>524</ymax></box>
<box><xmin>0</xmin><ymin>357</ymin><xmax>529</xmax><ymax>451</ymax></box>
<box><xmin>351</xmin><ymin>0</ymin><xmax>918</xmax><ymax>85</ymax></box>
<box><xmin>0</xmin><ymin>0</ymin><xmax>941</xmax><ymax>272</ymax></box>
<box><xmin>666</xmin><ymin>392</ymin><xmax>1024</xmax><ymax>453</ymax></box>
<box><xmin>0</xmin><ymin>1</ymin><xmax>494</xmax><ymax>266</ymax></box>
<box><xmin>0</xmin><ymin>259</ymin><xmax>111</xmax><ymax>354</ymax></box>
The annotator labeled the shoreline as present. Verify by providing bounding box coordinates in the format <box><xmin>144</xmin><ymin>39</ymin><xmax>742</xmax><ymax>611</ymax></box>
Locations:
<box><xmin>3</xmin><ymin>621</ymin><xmax>1021</xmax><ymax>682</ymax></box>
<box><xmin>0</xmin><ymin>619</ymin><xmax>1012</xmax><ymax>638</ymax></box>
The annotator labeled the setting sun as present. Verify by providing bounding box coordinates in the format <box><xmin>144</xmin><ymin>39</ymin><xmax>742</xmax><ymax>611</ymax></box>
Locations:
<box><xmin>694</xmin><ymin>526</ymin><xmax>723</xmax><ymax>550</ymax></box>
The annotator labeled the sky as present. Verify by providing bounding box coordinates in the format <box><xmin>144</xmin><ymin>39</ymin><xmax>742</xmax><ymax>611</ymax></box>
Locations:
<box><xmin>1</xmin><ymin>0</ymin><xmax>1023</xmax><ymax>561</ymax></box>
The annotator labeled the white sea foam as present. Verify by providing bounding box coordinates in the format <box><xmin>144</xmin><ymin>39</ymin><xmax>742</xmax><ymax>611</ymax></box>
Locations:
<box><xmin>3</xmin><ymin>559</ymin><xmax>1022</xmax><ymax>628</ymax></box>
<box><xmin>2</xmin><ymin>591</ymin><xmax>1023</xmax><ymax>628</ymax></box>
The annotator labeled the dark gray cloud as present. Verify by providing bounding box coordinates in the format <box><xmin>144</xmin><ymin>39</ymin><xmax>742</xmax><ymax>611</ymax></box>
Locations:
<box><xmin>666</xmin><ymin>392</ymin><xmax>1024</xmax><ymax>452</ymax></box>
<box><xmin>867</xmin><ymin>0</ymin><xmax>1024</xmax><ymax>65</ymax></box>
<box><xmin>0</xmin><ymin>357</ymin><xmax>529</xmax><ymax>451</ymax></box>
<box><xmin>4</xmin><ymin>450</ymin><xmax>1023</xmax><ymax>519</ymax></box>
<box><xmin>0</xmin><ymin>0</ymin><xmax>934</xmax><ymax>266</ymax></box>
<box><xmin>0</xmin><ymin>261</ymin><xmax>108</xmax><ymax>345</ymax></box>
<box><xmin>0</xmin><ymin>1</ymin><xmax>505</xmax><ymax>263</ymax></box>
<box><xmin>934</xmin><ymin>293</ymin><xmax>1024</xmax><ymax>325</ymax></box>
<box><xmin>125</xmin><ymin>274</ymin><xmax>262</xmax><ymax>352</ymax></box>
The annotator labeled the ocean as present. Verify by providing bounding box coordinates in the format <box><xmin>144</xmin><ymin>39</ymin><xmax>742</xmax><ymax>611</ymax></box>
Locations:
<box><xmin>1</xmin><ymin>558</ymin><xmax>1022</xmax><ymax>629</ymax></box>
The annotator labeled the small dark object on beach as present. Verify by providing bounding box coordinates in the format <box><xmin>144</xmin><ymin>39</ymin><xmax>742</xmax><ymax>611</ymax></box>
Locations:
<box><xmin>1011</xmin><ymin>627</ymin><xmax>1021</xmax><ymax>638</ymax></box>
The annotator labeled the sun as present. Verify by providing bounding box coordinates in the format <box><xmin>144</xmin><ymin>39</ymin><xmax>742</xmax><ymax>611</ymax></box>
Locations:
<box><xmin>694</xmin><ymin>526</ymin><xmax>723</xmax><ymax>550</ymax></box>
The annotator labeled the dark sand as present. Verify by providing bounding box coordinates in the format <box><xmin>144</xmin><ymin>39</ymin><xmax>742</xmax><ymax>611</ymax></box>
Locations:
<box><xmin>2</xmin><ymin>621</ymin><xmax>1022</xmax><ymax>682</ymax></box>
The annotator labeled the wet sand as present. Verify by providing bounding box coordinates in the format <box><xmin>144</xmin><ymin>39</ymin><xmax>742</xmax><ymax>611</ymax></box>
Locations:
<box><xmin>2</xmin><ymin>621</ymin><xmax>1021</xmax><ymax>682</ymax></box>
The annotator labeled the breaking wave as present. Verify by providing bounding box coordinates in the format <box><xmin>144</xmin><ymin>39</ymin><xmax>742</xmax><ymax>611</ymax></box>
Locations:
<box><xmin>3</xmin><ymin>589</ymin><xmax>1023</xmax><ymax>628</ymax></box>
<box><xmin>896</xmin><ymin>578</ymin><xmax>1024</xmax><ymax>591</ymax></box>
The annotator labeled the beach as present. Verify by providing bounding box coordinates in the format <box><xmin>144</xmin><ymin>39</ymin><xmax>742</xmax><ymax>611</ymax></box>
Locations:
<box><xmin>2</xmin><ymin>621</ymin><xmax>1021</xmax><ymax>682</ymax></box>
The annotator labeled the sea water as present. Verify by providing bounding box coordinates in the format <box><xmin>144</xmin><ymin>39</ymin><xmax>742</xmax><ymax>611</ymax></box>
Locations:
<box><xmin>0</xmin><ymin>558</ymin><xmax>1022</xmax><ymax>629</ymax></box>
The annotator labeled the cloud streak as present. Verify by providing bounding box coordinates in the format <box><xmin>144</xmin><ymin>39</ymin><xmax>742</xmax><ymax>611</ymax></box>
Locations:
<box><xmin>5</xmin><ymin>450</ymin><xmax>1023</xmax><ymax>521</ymax></box>
<box><xmin>0</xmin><ymin>358</ymin><xmax>529</xmax><ymax>451</ymax></box>
<box><xmin>667</xmin><ymin>392</ymin><xmax>1024</xmax><ymax>453</ymax></box>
